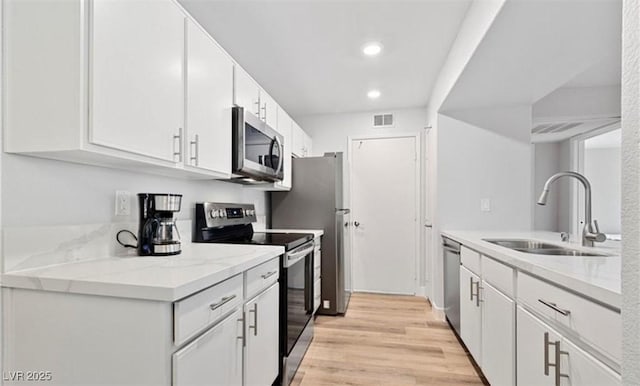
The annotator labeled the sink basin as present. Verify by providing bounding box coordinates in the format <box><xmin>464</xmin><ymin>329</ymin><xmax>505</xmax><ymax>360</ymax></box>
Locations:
<box><xmin>482</xmin><ymin>238</ymin><xmax>608</xmax><ymax>257</ymax></box>
<box><xmin>512</xmin><ymin>248</ymin><xmax>607</xmax><ymax>257</ymax></box>
<box><xmin>483</xmin><ymin>239</ymin><xmax>559</xmax><ymax>249</ymax></box>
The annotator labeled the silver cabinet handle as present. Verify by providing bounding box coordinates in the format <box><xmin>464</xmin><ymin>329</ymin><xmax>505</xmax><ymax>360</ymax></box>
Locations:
<box><xmin>248</xmin><ymin>303</ymin><xmax>258</xmax><ymax>336</ymax></box>
<box><xmin>538</xmin><ymin>299</ymin><xmax>571</xmax><ymax>316</ymax></box>
<box><xmin>253</xmin><ymin>100</ymin><xmax>261</xmax><ymax>116</ymax></box>
<box><xmin>209</xmin><ymin>294</ymin><xmax>236</xmax><ymax>311</ymax></box>
<box><xmin>469</xmin><ymin>278</ymin><xmax>482</xmax><ymax>307</ymax></box>
<box><xmin>261</xmin><ymin>103</ymin><xmax>267</xmax><ymax>122</ymax></box>
<box><xmin>189</xmin><ymin>134</ymin><xmax>199</xmax><ymax>166</ymax></box>
<box><xmin>173</xmin><ymin>127</ymin><xmax>183</xmax><ymax>162</ymax></box>
<box><xmin>261</xmin><ymin>270</ymin><xmax>277</xmax><ymax>280</ymax></box>
<box><xmin>354</xmin><ymin>221</ymin><xmax>360</xmax><ymax>228</ymax></box>
<box><xmin>544</xmin><ymin>332</ymin><xmax>569</xmax><ymax>386</ymax></box>
<box><xmin>237</xmin><ymin>312</ymin><xmax>246</xmax><ymax>347</ymax></box>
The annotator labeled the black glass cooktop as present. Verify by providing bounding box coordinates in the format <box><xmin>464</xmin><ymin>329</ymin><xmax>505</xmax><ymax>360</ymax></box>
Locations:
<box><xmin>194</xmin><ymin>224</ymin><xmax>313</xmax><ymax>252</ymax></box>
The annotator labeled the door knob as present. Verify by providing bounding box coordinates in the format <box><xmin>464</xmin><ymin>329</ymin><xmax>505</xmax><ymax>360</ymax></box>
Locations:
<box><xmin>354</xmin><ymin>221</ymin><xmax>360</xmax><ymax>228</ymax></box>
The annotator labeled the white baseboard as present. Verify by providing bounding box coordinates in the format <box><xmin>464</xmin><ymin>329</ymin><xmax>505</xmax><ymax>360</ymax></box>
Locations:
<box><xmin>428</xmin><ymin>300</ymin><xmax>446</xmax><ymax>321</ymax></box>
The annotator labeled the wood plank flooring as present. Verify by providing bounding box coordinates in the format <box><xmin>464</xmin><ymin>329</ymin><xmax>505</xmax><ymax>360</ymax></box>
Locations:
<box><xmin>291</xmin><ymin>293</ymin><xmax>487</xmax><ymax>386</ymax></box>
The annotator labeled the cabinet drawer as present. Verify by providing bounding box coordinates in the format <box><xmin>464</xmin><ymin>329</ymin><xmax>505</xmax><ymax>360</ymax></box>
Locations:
<box><xmin>481</xmin><ymin>256</ymin><xmax>514</xmax><ymax>298</ymax></box>
<box><xmin>245</xmin><ymin>257</ymin><xmax>280</xmax><ymax>300</ymax></box>
<box><xmin>174</xmin><ymin>274</ymin><xmax>243</xmax><ymax>346</ymax></box>
<box><xmin>518</xmin><ymin>273</ymin><xmax>621</xmax><ymax>364</ymax></box>
<box><xmin>461</xmin><ymin>246</ymin><xmax>480</xmax><ymax>274</ymax></box>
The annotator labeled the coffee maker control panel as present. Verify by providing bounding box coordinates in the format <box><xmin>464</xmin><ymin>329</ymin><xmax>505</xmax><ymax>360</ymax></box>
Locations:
<box><xmin>196</xmin><ymin>202</ymin><xmax>257</xmax><ymax>229</ymax></box>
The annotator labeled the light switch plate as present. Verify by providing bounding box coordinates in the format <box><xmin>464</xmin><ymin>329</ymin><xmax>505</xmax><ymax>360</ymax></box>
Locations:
<box><xmin>115</xmin><ymin>190</ymin><xmax>131</xmax><ymax>216</ymax></box>
<box><xmin>480</xmin><ymin>198</ymin><xmax>491</xmax><ymax>212</ymax></box>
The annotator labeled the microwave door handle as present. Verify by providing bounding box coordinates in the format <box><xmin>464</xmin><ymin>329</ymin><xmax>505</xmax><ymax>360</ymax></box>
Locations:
<box><xmin>275</xmin><ymin>136</ymin><xmax>284</xmax><ymax>175</ymax></box>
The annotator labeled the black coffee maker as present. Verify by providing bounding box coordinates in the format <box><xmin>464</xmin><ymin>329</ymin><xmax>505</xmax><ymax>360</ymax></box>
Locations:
<box><xmin>138</xmin><ymin>193</ymin><xmax>182</xmax><ymax>256</ymax></box>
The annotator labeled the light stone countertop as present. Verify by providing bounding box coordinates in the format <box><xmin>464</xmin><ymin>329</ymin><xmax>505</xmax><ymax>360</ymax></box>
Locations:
<box><xmin>1</xmin><ymin>243</ymin><xmax>284</xmax><ymax>302</ymax></box>
<box><xmin>441</xmin><ymin>230</ymin><xmax>621</xmax><ymax>309</ymax></box>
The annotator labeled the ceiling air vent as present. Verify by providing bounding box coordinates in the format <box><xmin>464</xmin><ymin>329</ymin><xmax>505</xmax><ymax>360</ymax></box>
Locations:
<box><xmin>373</xmin><ymin>113</ymin><xmax>394</xmax><ymax>128</ymax></box>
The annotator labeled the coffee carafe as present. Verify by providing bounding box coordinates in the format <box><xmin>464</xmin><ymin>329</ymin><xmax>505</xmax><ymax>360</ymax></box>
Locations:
<box><xmin>138</xmin><ymin>193</ymin><xmax>182</xmax><ymax>256</ymax></box>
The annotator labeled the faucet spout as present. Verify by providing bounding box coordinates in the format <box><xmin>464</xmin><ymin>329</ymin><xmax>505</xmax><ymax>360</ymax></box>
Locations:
<box><xmin>537</xmin><ymin>171</ymin><xmax>606</xmax><ymax>247</ymax></box>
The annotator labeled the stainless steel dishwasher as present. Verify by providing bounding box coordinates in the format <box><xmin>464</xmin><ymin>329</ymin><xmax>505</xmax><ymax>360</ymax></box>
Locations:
<box><xmin>442</xmin><ymin>236</ymin><xmax>461</xmax><ymax>335</ymax></box>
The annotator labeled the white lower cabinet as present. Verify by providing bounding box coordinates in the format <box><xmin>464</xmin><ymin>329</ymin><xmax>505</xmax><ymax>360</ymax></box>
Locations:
<box><xmin>173</xmin><ymin>309</ymin><xmax>243</xmax><ymax>386</ymax></box>
<box><xmin>244</xmin><ymin>283</ymin><xmax>280</xmax><ymax>386</ymax></box>
<box><xmin>460</xmin><ymin>266</ymin><xmax>482</xmax><ymax>364</ymax></box>
<box><xmin>481</xmin><ymin>282</ymin><xmax>515</xmax><ymax>386</ymax></box>
<box><xmin>517</xmin><ymin>306</ymin><xmax>620</xmax><ymax>386</ymax></box>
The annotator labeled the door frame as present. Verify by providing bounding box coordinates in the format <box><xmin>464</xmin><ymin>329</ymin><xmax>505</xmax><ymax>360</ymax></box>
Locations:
<box><xmin>347</xmin><ymin>132</ymin><xmax>421</xmax><ymax>295</ymax></box>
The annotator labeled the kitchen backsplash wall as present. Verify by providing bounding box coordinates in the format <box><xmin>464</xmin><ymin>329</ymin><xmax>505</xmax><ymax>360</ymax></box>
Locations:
<box><xmin>1</xmin><ymin>154</ymin><xmax>269</xmax><ymax>272</ymax></box>
<box><xmin>2</xmin><ymin>154</ymin><xmax>268</xmax><ymax>227</ymax></box>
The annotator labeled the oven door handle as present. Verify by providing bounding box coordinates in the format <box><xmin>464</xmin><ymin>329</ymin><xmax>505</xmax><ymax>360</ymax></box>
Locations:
<box><xmin>285</xmin><ymin>244</ymin><xmax>315</xmax><ymax>267</ymax></box>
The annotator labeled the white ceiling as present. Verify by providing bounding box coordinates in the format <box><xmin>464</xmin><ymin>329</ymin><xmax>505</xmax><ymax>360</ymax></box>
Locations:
<box><xmin>563</xmin><ymin>54</ymin><xmax>621</xmax><ymax>88</ymax></box>
<box><xmin>440</xmin><ymin>0</ymin><xmax>622</xmax><ymax>112</ymax></box>
<box><xmin>178</xmin><ymin>0</ymin><xmax>472</xmax><ymax>119</ymax></box>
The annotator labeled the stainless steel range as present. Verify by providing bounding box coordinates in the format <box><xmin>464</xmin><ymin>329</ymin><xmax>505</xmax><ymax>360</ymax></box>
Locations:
<box><xmin>193</xmin><ymin>202</ymin><xmax>315</xmax><ymax>385</ymax></box>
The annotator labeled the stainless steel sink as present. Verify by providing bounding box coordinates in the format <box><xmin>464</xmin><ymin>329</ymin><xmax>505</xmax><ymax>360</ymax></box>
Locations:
<box><xmin>483</xmin><ymin>239</ymin><xmax>559</xmax><ymax>250</ymax></box>
<box><xmin>482</xmin><ymin>238</ymin><xmax>608</xmax><ymax>257</ymax></box>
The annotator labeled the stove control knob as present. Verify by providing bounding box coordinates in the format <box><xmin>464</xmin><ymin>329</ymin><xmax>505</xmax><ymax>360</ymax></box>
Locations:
<box><xmin>220</xmin><ymin>210</ymin><xmax>227</xmax><ymax>218</ymax></box>
<box><xmin>210</xmin><ymin>209</ymin><xmax>220</xmax><ymax>219</ymax></box>
<box><xmin>243</xmin><ymin>209</ymin><xmax>249</xmax><ymax>217</ymax></box>
<box><xmin>248</xmin><ymin>209</ymin><xmax>255</xmax><ymax>216</ymax></box>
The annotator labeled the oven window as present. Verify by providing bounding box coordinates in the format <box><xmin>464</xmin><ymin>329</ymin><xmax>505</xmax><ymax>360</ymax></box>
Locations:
<box><xmin>245</xmin><ymin>123</ymin><xmax>280</xmax><ymax>169</ymax></box>
<box><xmin>285</xmin><ymin>253</ymin><xmax>312</xmax><ymax>354</ymax></box>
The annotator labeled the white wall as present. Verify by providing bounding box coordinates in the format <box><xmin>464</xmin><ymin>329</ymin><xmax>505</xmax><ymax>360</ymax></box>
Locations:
<box><xmin>298</xmin><ymin>108</ymin><xmax>428</xmax><ymax>157</ymax></box>
<box><xmin>584</xmin><ymin>147</ymin><xmax>621</xmax><ymax>234</ymax></box>
<box><xmin>437</xmin><ymin>113</ymin><xmax>532</xmax><ymax>231</ymax></box>
<box><xmin>533</xmin><ymin>142</ymin><xmax>562</xmax><ymax>231</ymax></box>
<box><xmin>622</xmin><ymin>0</ymin><xmax>640</xmax><ymax>382</ymax></box>
<box><xmin>1</xmin><ymin>154</ymin><xmax>268</xmax><ymax>228</ymax></box>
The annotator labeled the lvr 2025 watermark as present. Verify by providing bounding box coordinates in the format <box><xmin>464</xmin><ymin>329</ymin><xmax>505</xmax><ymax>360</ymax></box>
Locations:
<box><xmin>2</xmin><ymin>371</ymin><xmax>53</xmax><ymax>382</ymax></box>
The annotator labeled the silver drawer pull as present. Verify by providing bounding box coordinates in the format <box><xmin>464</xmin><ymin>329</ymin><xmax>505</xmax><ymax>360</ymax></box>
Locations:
<box><xmin>538</xmin><ymin>299</ymin><xmax>571</xmax><ymax>316</ymax></box>
<box><xmin>209</xmin><ymin>294</ymin><xmax>237</xmax><ymax>311</ymax></box>
<box><xmin>544</xmin><ymin>332</ymin><xmax>569</xmax><ymax>386</ymax></box>
<box><xmin>249</xmin><ymin>303</ymin><xmax>258</xmax><ymax>336</ymax></box>
<box><xmin>261</xmin><ymin>270</ymin><xmax>277</xmax><ymax>280</ymax></box>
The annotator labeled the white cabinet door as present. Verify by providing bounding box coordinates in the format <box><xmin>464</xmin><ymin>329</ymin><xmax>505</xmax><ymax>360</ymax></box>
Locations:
<box><xmin>245</xmin><ymin>283</ymin><xmax>280</xmax><ymax>386</ymax></box>
<box><xmin>460</xmin><ymin>266</ymin><xmax>482</xmax><ymax>364</ymax></box>
<box><xmin>185</xmin><ymin>19</ymin><xmax>233</xmax><ymax>176</ymax></box>
<box><xmin>562</xmin><ymin>338</ymin><xmax>620</xmax><ymax>386</ymax></box>
<box><xmin>234</xmin><ymin>66</ymin><xmax>261</xmax><ymax>119</ymax></box>
<box><xmin>481</xmin><ymin>282</ymin><xmax>515</xmax><ymax>386</ymax></box>
<box><xmin>291</xmin><ymin>122</ymin><xmax>304</xmax><ymax>157</ymax></box>
<box><xmin>303</xmin><ymin>132</ymin><xmax>312</xmax><ymax>157</ymax></box>
<box><xmin>517</xmin><ymin>306</ymin><xmax>561</xmax><ymax>386</ymax></box>
<box><xmin>260</xmin><ymin>90</ymin><xmax>278</xmax><ymax>129</ymax></box>
<box><xmin>91</xmin><ymin>0</ymin><xmax>184</xmax><ymax>162</ymax></box>
<box><xmin>275</xmin><ymin>107</ymin><xmax>292</xmax><ymax>190</ymax></box>
<box><xmin>173</xmin><ymin>308</ymin><xmax>243</xmax><ymax>386</ymax></box>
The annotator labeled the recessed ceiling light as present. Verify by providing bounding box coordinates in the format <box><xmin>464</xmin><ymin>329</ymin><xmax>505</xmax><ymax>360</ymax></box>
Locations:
<box><xmin>363</xmin><ymin>42</ymin><xmax>382</xmax><ymax>56</ymax></box>
<box><xmin>367</xmin><ymin>90</ymin><xmax>381</xmax><ymax>99</ymax></box>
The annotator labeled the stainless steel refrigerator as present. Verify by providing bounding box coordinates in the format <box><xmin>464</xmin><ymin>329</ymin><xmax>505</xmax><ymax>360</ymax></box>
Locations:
<box><xmin>271</xmin><ymin>152</ymin><xmax>352</xmax><ymax>315</ymax></box>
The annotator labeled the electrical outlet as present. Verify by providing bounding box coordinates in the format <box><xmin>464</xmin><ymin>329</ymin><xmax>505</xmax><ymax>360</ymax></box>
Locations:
<box><xmin>323</xmin><ymin>300</ymin><xmax>330</xmax><ymax>309</ymax></box>
<box><xmin>480</xmin><ymin>198</ymin><xmax>491</xmax><ymax>212</ymax></box>
<box><xmin>115</xmin><ymin>190</ymin><xmax>131</xmax><ymax>216</ymax></box>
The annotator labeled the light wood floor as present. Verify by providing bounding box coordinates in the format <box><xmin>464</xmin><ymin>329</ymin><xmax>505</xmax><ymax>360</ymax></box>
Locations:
<box><xmin>291</xmin><ymin>293</ymin><xmax>487</xmax><ymax>386</ymax></box>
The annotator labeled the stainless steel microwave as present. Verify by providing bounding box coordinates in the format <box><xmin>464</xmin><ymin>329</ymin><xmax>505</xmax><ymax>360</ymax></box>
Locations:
<box><xmin>232</xmin><ymin>106</ymin><xmax>284</xmax><ymax>182</ymax></box>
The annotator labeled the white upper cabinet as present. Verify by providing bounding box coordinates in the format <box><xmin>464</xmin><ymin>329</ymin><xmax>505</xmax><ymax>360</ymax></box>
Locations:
<box><xmin>185</xmin><ymin>19</ymin><xmax>233</xmax><ymax>177</ymax></box>
<box><xmin>259</xmin><ymin>89</ymin><xmax>278</xmax><ymax>129</ymax></box>
<box><xmin>303</xmin><ymin>131</ymin><xmax>313</xmax><ymax>157</ymax></box>
<box><xmin>91</xmin><ymin>0</ymin><xmax>185</xmax><ymax>162</ymax></box>
<box><xmin>291</xmin><ymin>122</ymin><xmax>305</xmax><ymax>157</ymax></box>
<box><xmin>234</xmin><ymin>66</ymin><xmax>261</xmax><ymax>119</ymax></box>
<box><xmin>274</xmin><ymin>107</ymin><xmax>292</xmax><ymax>190</ymax></box>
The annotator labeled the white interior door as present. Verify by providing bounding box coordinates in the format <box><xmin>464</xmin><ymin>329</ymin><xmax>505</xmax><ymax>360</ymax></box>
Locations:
<box><xmin>351</xmin><ymin>136</ymin><xmax>418</xmax><ymax>294</ymax></box>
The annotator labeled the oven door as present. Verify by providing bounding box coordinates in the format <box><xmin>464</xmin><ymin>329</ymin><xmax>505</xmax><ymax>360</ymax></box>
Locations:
<box><xmin>281</xmin><ymin>241</ymin><xmax>314</xmax><ymax>356</ymax></box>
<box><xmin>232</xmin><ymin>106</ymin><xmax>284</xmax><ymax>181</ymax></box>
